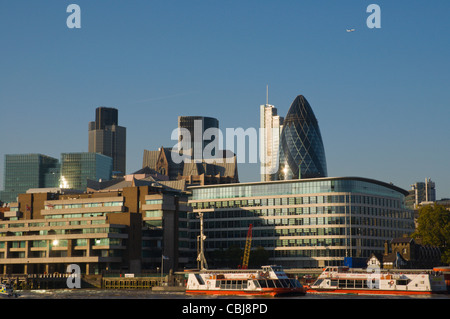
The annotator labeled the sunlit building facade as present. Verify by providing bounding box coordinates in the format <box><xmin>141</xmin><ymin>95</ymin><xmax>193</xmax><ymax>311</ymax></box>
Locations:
<box><xmin>60</xmin><ymin>153</ymin><xmax>112</xmax><ymax>191</ymax></box>
<box><xmin>260</xmin><ymin>103</ymin><xmax>283</xmax><ymax>182</ymax></box>
<box><xmin>278</xmin><ymin>95</ymin><xmax>327</xmax><ymax>180</ymax></box>
<box><xmin>0</xmin><ymin>154</ymin><xmax>59</xmax><ymax>203</ymax></box>
<box><xmin>0</xmin><ymin>181</ymin><xmax>191</xmax><ymax>275</ymax></box>
<box><xmin>188</xmin><ymin>177</ymin><xmax>414</xmax><ymax>268</ymax></box>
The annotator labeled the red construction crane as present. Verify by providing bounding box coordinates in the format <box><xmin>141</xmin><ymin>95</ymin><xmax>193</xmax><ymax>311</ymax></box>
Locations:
<box><xmin>241</xmin><ymin>224</ymin><xmax>253</xmax><ymax>269</ymax></box>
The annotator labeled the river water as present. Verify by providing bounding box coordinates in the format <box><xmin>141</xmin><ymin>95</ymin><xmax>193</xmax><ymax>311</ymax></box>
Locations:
<box><xmin>10</xmin><ymin>289</ymin><xmax>449</xmax><ymax>318</ymax></box>
<box><xmin>13</xmin><ymin>288</ymin><xmax>450</xmax><ymax>299</ymax></box>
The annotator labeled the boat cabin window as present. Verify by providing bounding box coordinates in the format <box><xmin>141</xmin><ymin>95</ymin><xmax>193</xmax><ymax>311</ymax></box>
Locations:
<box><xmin>355</xmin><ymin>280</ymin><xmax>364</xmax><ymax>288</ymax></box>
<box><xmin>335</xmin><ymin>279</ymin><xmax>368</xmax><ymax>289</ymax></box>
<box><xmin>279</xmin><ymin>279</ymin><xmax>294</xmax><ymax>288</ymax></box>
<box><xmin>312</xmin><ymin>279</ymin><xmax>323</xmax><ymax>287</ymax></box>
<box><xmin>216</xmin><ymin>280</ymin><xmax>249</xmax><ymax>290</ymax></box>
<box><xmin>258</xmin><ymin>280</ymin><xmax>268</xmax><ymax>288</ymax></box>
<box><xmin>194</xmin><ymin>274</ymin><xmax>205</xmax><ymax>285</ymax></box>
<box><xmin>257</xmin><ymin>279</ymin><xmax>294</xmax><ymax>288</ymax></box>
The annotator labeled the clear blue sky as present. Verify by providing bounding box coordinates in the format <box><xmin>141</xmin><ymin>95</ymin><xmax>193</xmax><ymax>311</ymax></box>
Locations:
<box><xmin>1</xmin><ymin>1</ymin><xmax>449</xmax><ymax>199</ymax></box>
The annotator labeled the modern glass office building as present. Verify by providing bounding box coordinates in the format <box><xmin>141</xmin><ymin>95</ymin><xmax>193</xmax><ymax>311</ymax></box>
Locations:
<box><xmin>260</xmin><ymin>103</ymin><xmax>283</xmax><ymax>182</ymax></box>
<box><xmin>177</xmin><ymin>116</ymin><xmax>219</xmax><ymax>159</ymax></box>
<box><xmin>0</xmin><ymin>154</ymin><xmax>59</xmax><ymax>203</ymax></box>
<box><xmin>60</xmin><ymin>153</ymin><xmax>113</xmax><ymax>191</ymax></box>
<box><xmin>188</xmin><ymin>177</ymin><xmax>414</xmax><ymax>268</ymax></box>
<box><xmin>278</xmin><ymin>95</ymin><xmax>327</xmax><ymax>180</ymax></box>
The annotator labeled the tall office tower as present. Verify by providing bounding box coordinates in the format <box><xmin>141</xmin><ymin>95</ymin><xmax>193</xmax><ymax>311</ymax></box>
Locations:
<box><xmin>0</xmin><ymin>154</ymin><xmax>59</xmax><ymax>203</ymax></box>
<box><xmin>278</xmin><ymin>95</ymin><xmax>327</xmax><ymax>180</ymax></box>
<box><xmin>177</xmin><ymin>116</ymin><xmax>219</xmax><ymax>161</ymax></box>
<box><xmin>88</xmin><ymin>107</ymin><xmax>126</xmax><ymax>175</ymax></box>
<box><xmin>60</xmin><ymin>152</ymin><xmax>113</xmax><ymax>191</ymax></box>
<box><xmin>260</xmin><ymin>96</ymin><xmax>283</xmax><ymax>181</ymax></box>
<box><xmin>406</xmin><ymin>178</ymin><xmax>436</xmax><ymax>209</ymax></box>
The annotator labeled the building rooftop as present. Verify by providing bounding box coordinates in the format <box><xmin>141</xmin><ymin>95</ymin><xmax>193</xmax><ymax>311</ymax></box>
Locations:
<box><xmin>188</xmin><ymin>176</ymin><xmax>409</xmax><ymax>196</ymax></box>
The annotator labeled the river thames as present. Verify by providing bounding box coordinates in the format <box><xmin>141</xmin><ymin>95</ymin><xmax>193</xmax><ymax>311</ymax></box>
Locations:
<box><xmin>9</xmin><ymin>289</ymin><xmax>449</xmax><ymax>319</ymax></box>
<box><xmin>13</xmin><ymin>288</ymin><xmax>450</xmax><ymax>299</ymax></box>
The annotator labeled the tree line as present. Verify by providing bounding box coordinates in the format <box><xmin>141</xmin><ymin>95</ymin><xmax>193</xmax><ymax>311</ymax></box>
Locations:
<box><xmin>413</xmin><ymin>204</ymin><xmax>450</xmax><ymax>264</ymax></box>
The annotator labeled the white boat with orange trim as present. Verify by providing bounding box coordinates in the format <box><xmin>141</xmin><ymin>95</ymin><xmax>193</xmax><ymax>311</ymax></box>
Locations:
<box><xmin>186</xmin><ymin>265</ymin><xmax>306</xmax><ymax>297</ymax></box>
<box><xmin>307</xmin><ymin>266</ymin><xmax>447</xmax><ymax>296</ymax></box>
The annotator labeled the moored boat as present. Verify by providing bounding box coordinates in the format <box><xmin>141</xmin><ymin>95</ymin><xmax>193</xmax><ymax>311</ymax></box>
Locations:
<box><xmin>186</xmin><ymin>265</ymin><xmax>306</xmax><ymax>297</ymax></box>
<box><xmin>307</xmin><ymin>266</ymin><xmax>447</xmax><ymax>296</ymax></box>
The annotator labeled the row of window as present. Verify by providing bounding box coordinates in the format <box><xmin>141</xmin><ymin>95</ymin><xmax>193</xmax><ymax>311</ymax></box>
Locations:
<box><xmin>191</xmin><ymin>179</ymin><xmax>404</xmax><ymax>201</ymax></box>
<box><xmin>145</xmin><ymin>199</ymin><xmax>163</xmax><ymax>205</ymax></box>
<box><xmin>45</xmin><ymin>201</ymin><xmax>123</xmax><ymax>210</ymax></box>
<box><xmin>211</xmin><ymin>278</ymin><xmax>300</xmax><ymax>290</ymax></box>
<box><xmin>2</xmin><ymin>228</ymin><xmax>123</xmax><ymax>240</ymax></box>
<box><xmin>0</xmin><ymin>238</ymin><xmax>123</xmax><ymax>249</ymax></box>
<box><xmin>0</xmin><ymin>220</ymin><xmax>107</xmax><ymax>232</ymax></box>
<box><xmin>203</xmin><ymin>227</ymin><xmax>348</xmax><ymax>240</ymax></box>
<box><xmin>194</xmin><ymin>216</ymin><xmax>413</xmax><ymax>231</ymax></box>
<box><xmin>200</xmin><ymin>231</ymin><xmax>408</xmax><ymax>251</ymax></box>
<box><xmin>1</xmin><ymin>248</ymin><xmax>124</xmax><ymax>259</ymax></box>
<box><xmin>192</xmin><ymin>194</ymin><xmax>402</xmax><ymax>209</ymax></box>
<box><xmin>191</xmin><ymin>206</ymin><xmax>411</xmax><ymax>220</ymax></box>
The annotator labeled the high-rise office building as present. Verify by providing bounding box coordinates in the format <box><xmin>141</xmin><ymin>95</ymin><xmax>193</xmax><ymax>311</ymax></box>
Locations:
<box><xmin>405</xmin><ymin>178</ymin><xmax>436</xmax><ymax>209</ymax></box>
<box><xmin>60</xmin><ymin>152</ymin><xmax>113</xmax><ymax>191</ymax></box>
<box><xmin>88</xmin><ymin>107</ymin><xmax>126</xmax><ymax>175</ymax></box>
<box><xmin>260</xmin><ymin>98</ymin><xmax>283</xmax><ymax>182</ymax></box>
<box><xmin>0</xmin><ymin>154</ymin><xmax>60</xmax><ymax>203</ymax></box>
<box><xmin>278</xmin><ymin>95</ymin><xmax>327</xmax><ymax>180</ymax></box>
<box><xmin>177</xmin><ymin>116</ymin><xmax>219</xmax><ymax>160</ymax></box>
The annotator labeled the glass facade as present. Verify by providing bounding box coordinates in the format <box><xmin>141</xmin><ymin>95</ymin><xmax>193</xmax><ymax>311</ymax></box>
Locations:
<box><xmin>260</xmin><ymin>104</ymin><xmax>283</xmax><ymax>182</ymax></box>
<box><xmin>0</xmin><ymin>154</ymin><xmax>59</xmax><ymax>203</ymax></box>
<box><xmin>177</xmin><ymin>116</ymin><xmax>219</xmax><ymax>159</ymax></box>
<box><xmin>278</xmin><ymin>95</ymin><xmax>327</xmax><ymax>180</ymax></box>
<box><xmin>60</xmin><ymin>153</ymin><xmax>112</xmax><ymax>191</ymax></box>
<box><xmin>188</xmin><ymin>177</ymin><xmax>414</xmax><ymax>268</ymax></box>
<box><xmin>94</xmin><ymin>107</ymin><xmax>118</xmax><ymax>130</ymax></box>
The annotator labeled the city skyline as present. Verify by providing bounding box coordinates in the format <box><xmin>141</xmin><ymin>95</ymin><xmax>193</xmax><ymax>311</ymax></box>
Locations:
<box><xmin>1</xmin><ymin>1</ymin><xmax>449</xmax><ymax>199</ymax></box>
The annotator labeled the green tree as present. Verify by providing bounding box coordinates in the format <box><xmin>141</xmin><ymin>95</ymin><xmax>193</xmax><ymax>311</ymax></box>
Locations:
<box><xmin>226</xmin><ymin>246</ymin><xmax>243</xmax><ymax>268</ymax></box>
<box><xmin>248</xmin><ymin>246</ymin><xmax>270</xmax><ymax>268</ymax></box>
<box><xmin>412</xmin><ymin>204</ymin><xmax>450</xmax><ymax>264</ymax></box>
<box><xmin>209</xmin><ymin>246</ymin><xmax>243</xmax><ymax>268</ymax></box>
<box><xmin>210</xmin><ymin>246</ymin><xmax>270</xmax><ymax>269</ymax></box>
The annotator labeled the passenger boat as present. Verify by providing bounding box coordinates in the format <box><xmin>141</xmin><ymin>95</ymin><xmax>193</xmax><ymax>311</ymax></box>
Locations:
<box><xmin>185</xmin><ymin>265</ymin><xmax>306</xmax><ymax>297</ymax></box>
<box><xmin>307</xmin><ymin>266</ymin><xmax>447</xmax><ymax>296</ymax></box>
<box><xmin>0</xmin><ymin>282</ymin><xmax>19</xmax><ymax>298</ymax></box>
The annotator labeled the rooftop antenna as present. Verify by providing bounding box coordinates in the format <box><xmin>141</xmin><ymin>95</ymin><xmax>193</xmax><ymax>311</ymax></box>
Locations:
<box><xmin>266</xmin><ymin>85</ymin><xmax>269</xmax><ymax>105</ymax></box>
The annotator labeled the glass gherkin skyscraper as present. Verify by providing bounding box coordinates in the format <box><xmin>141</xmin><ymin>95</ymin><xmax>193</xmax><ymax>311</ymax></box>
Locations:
<box><xmin>278</xmin><ymin>95</ymin><xmax>327</xmax><ymax>180</ymax></box>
